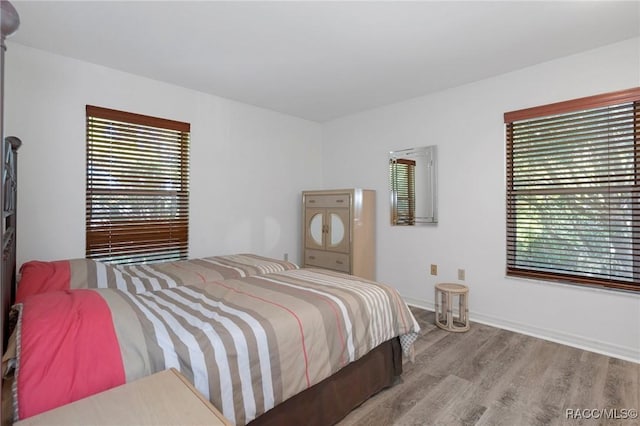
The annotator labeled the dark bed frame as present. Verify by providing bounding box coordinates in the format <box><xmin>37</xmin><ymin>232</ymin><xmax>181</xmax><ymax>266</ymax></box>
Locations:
<box><xmin>1</xmin><ymin>136</ymin><xmax>20</xmax><ymax>350</ymax></box>
<box><xmin>1</xmin><ymin>136</ymin><xmax>20</xmax><ymax>425</ymax></box>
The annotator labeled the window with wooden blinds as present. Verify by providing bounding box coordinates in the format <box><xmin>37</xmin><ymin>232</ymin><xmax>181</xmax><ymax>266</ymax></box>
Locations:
<box><xmin>390</xmin><ymin>158</ymin><xmax>416</xmax><ymax>225</ymax></box>
<box><xmin>86</xmin><ymin>105</ymin><xmax>190</xmax><ymax>264</ymax></box>
<box><xmin>505</xmin><ymin>88</ymin><xmax>640</xmax><ymax>292</ymax></box>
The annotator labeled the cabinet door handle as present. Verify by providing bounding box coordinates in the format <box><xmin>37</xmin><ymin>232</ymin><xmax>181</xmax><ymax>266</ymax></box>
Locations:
<box><xmin>309</xmin><ymin>255</ymin><xmax>316</xmax><ymax>260</ymax></box>
<box><xmin>336</xmin><ymin>260</ymin><xmax>343</xmax><ymax>265</ymax></box>
<box><xmin>336</xmin><ymin>199</ymin><xmax>344</xmax><ymax>203</ymax></box>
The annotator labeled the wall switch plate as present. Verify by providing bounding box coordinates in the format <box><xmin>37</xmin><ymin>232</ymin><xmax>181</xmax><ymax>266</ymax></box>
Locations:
<box><xmin>458</xmin><ymin>268</ymin><xmax>465</xmax><ymax>281</ymax></box>
<box><xmin>430</xmin><ymin>264</ymin><xmax>438</xmax><ymax>275</ymax></box>
<box><xmin>284</xmin><ymin>253</ymin><xmax>289</xmax><ymax>261</ymax></box>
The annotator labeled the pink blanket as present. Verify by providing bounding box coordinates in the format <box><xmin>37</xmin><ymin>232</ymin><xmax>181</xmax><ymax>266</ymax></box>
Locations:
<box><xmin>16</xmin><ymin>289</ymin><xmax>125</xmax><ymax>418</ymax></box>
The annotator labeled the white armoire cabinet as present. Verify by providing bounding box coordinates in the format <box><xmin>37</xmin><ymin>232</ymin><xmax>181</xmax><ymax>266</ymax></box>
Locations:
<box><xmin>301</xmin><ymin>189</ymin><xmax>375</xmax><ymax>280</ymax></box>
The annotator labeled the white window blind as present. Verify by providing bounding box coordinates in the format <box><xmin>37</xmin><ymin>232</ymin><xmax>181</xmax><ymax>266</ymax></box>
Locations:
<box><xmin>505</xmin><ymin>88</ymin><xmax>640</xmax><ymax>292</ymax></box>
<box><xmin>86</xmin><ymin>105</ymin><xmax>190</xmax><ymax>264</ymax></box>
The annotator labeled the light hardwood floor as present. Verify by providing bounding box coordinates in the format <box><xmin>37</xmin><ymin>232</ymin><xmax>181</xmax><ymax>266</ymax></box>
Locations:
<box><xmin>340</xmin><ymin>307</ymin><xmax>639</xmax><ymax>426</ymax></box>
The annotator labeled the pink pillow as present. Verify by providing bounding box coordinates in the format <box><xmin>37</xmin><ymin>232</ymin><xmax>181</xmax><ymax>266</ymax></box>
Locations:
<box><xmin>16</xmin><ymin>260</ymin><xmax>71</xmax><ymax>304</ymax></box>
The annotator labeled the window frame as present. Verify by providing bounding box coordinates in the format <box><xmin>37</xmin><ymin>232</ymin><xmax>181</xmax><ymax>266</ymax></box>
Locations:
<box><xmin>504</xmin><ymin>87</ymin><xmax>640</xmax><ymax>292</ymax></box>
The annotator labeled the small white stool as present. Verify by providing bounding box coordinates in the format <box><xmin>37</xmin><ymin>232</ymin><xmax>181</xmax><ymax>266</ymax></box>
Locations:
<box><xmin>434</xmin><ymin>283</ymin><xmax>469</xmax><ymax>332</ymax></box>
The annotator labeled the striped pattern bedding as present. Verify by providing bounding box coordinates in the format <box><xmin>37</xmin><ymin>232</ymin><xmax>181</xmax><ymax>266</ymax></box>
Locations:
<box><xmin>114</xmin><ymin>254</ymin><xmax>298</xmax><ymax>292</ymax></box>
<box><xmin>106</xmin><ymin>253</ymin><xmax>299</xmax><ymax>292</ymax></box>
<box><xmin>13</xmin><ymin>268</ymin><xmax>419</xmax><ymax>424</ymax></box>
<box><xmin>16</xmin><ymin>254</ymin><xmax>299</xmax><ymax>301</ymax></box>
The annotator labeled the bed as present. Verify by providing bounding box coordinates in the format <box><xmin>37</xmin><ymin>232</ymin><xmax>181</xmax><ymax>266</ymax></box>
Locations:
<box><xmin>1</xmin><ymin>139</ymin><xmax>419</xmax><ymax>425</ymax></box>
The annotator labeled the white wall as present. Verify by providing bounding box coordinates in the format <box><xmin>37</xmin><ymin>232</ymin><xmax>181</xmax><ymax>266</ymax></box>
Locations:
<box><xmin>5</xmin><ymin>43</ymin><xmax>323</xmax><ymax>268</ymax></box>
<box><xmin>322</xmin><ymin>37</ymin><xmax>640</xmax><ymax>362</ymax></box>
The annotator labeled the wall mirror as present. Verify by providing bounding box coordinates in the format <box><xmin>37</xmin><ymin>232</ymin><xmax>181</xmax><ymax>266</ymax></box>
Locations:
<box><xmin>389</xmin><ymin>145</ymin><xmax>437</xmax><ymax>225</ymax></box>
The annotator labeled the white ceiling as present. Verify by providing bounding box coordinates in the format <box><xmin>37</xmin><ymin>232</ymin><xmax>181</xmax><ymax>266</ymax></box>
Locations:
<box><xmin>7</xmin><ymin>1</ymin><xmax>640</xmax><ymax>122</ymax></box>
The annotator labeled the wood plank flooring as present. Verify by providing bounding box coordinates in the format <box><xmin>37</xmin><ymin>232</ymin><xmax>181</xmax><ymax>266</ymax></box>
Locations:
<box><xmin>339</xmin><ymin>307</ymin><xmax>639</xmax><ymax>426</ymax></box>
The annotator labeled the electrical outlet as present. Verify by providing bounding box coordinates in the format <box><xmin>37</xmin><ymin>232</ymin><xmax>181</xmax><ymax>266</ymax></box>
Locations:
<box><xmin>430</xmin><ymin>264</ymin><xmax>438</xmax><ymax>275</ymax></box>
<box><xmin>284</xmin><ymin>253</ymin><xmax>289</xmax><ymax>261</ymax></box>
<box><xmin>458</xmin><ymin>268</ymin><xmax>465</xmax><ymax>281</ymax></box>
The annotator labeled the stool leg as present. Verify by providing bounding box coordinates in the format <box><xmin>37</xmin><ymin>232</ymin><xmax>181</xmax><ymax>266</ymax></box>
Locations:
<box><xmin>445</xmin><ymin>292</ymin><xmax>453</xmax><ymax>330</ymax></box>
<box><xmin>434</xmin><ymin>288</ymin><xmax>440</xmax><ymax>326</ymax></box>
<box><xmin>459</xmin><ymin>293</ymin><xmax>469</xmax><ymax>331</ymax></box>
<box><xmin>440</xmin><ymin>291</ymin><xmax>449</xmax><ymax>327</ymax></box>
<box><xmin>464</xmin><ymin>293</ymin><xmax>469</xmax><ymax>329</ymax></box>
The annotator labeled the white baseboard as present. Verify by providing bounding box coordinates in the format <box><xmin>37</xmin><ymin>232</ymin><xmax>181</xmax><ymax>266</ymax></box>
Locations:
<box><xmin>403</xmin><ymin>295</ymin><xmax>639</xmax><ymax>364</ymax></box>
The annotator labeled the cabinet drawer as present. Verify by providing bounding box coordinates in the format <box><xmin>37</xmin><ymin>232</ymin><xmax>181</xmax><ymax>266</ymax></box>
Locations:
<box><xmin>305</xmin><ymin>194</ymin><xmax>350</xmax><ymax>208</ymax></box>
<box><xmin>304</xmin><ymin>249</ymin><xmax>350</xmax><ymax>274</ymax></box>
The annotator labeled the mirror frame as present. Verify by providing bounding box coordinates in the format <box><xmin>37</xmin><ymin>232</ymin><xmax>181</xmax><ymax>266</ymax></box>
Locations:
<box><xmin>389</xmin><ymin>145</ymin><xmax>438</xmax><ymax>226</ymax></box>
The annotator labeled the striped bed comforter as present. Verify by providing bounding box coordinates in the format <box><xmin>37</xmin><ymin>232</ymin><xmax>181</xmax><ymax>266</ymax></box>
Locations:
<box><xmin>16</xmin><ymin>254</ymin><xmax>299</xmax><ymax>302</ymax></box>
<box><xmin>13</xmin><ymin>268</ymin><xmax>420</xmax><ymax>424</ymax></box>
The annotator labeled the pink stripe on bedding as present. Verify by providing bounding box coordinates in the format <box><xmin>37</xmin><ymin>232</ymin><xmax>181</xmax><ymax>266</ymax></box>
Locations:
<box><xmin>16</xmin><ymin>260</ymin><xmax>70</xmax><ymax>304</ymax></box>
<box><xmin>211</xmin><ymin>279</ymin><xmax>312</xmax><ymax>388</ymax></box>
<box><xmin>17</xmin><ymin>290</ymin><xmax>125</xmax><ymax>419</ymax></box>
